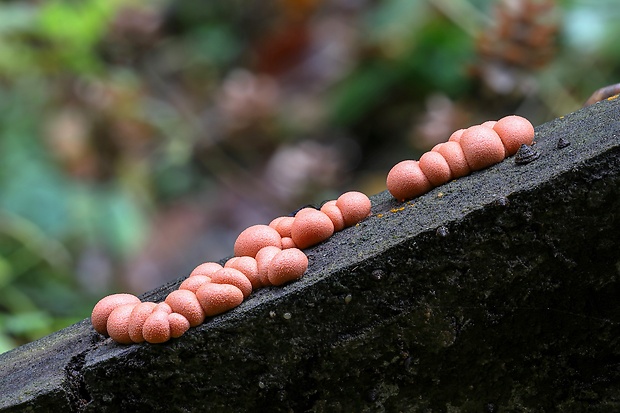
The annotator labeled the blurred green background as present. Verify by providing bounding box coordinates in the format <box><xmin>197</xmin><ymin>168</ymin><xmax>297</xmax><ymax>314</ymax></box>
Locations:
<box><xmin>1</xmin><ymin>0</ymin><xmax>618</xmax><ymax>353</ymax></box>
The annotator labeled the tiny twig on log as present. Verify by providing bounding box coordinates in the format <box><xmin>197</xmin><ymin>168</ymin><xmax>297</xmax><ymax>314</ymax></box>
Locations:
<box><xmin>583</xmin><ymin>82</ymin><xmax>620</xmax><ymax>106</ymax></box>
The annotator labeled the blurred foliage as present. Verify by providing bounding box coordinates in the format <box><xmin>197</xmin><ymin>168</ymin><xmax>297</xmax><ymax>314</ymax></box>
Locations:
<box><xmin>1</xmin><ymin>0</ymin><xmax>619</xmax><ymax>353</ymax></box>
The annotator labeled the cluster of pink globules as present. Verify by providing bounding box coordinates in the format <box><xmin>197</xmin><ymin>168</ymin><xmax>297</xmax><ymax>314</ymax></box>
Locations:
<box><xmin>92</xmin><ymin>114</ymin><xmax>535</xmax><ymax>345</ymax></box>
<box><xmin>387</xmin><ymin>115</ymin><xmax>535</xmax><ymax>201</ymax></box>
<box><xmin>91</xmin><ymin>191</ymin><xmax>372</xmax><ymax>344</ymax></box>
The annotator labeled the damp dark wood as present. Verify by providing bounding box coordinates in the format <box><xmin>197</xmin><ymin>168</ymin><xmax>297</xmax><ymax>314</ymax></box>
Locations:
<box><xmin>2</xmin><ymin>97</ymin><xmax>620</xmax><ymax>412</ymax></box>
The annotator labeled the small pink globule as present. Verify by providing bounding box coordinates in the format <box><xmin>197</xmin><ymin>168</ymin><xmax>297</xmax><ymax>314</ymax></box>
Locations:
<box><xmin>386</xmin><ymin>160</ymin><xmax>433</xmax><ymax>201</ymax></box>
<box><xmin>448</xmin><ymin>128</ymin><xmax>465</xmax><ymax>143</ymax></box>
<box><xmin>493</xmin><ymin>115</ymin><xmax>535</xmax><ymax>156</ymax></box>
<box><xmin>432</xmin><ymin>142</ymin><xmax>470</xmax><ymax>178</ymax></box>
<box><xmin>234</xmin><ymin>224</ymin><xmax>282</xmax><ymax>257</ymax></box>
<box><xmin>269</xmin><ymin>216</ymin><xmax>294</xmax><ymax>238</ymax></box>
<box><xmin>225</xmin><ymin>256</ymin><xmax>262</xmax><ymax>289</ymax></box>
<box><xmin>210</xmin><ymin>267</ymin><xmax>253</xmax><ymax>298</ymax></box>
<box><xmin>107</xmin><ymin>303</ymin><xmax>138</xmax><ymax>345</ymax></box>
<box><xmin>142</xmin><ymin>310</ymin><xmax>171</xmax><ymax>344</ymax></box>
<box><xmin>281</xmin><ymin>237</ymin><xmax>297</xmax><ymax>249</ymax></box>
<box><xmin>179</xmin><ymin>275</ymin><xmax>211</xmax><ymax>293</ymax></box>
<box><xmin>91</xmin><ymin>293</ymin><xmax>141</xmax><ymax>336</ymax></box>
<box><xmin>154</xmin><ymin>302</ymin><xmax>172</xmax><ymax>314</ymax></box>
<box><xmin>291</xmin><ymin>208</ymin><xmax>334</xmax><ymax>249</ymax></box>
<box><xmin>225</xmin><ymin>257</ymin><xmax>239</xmax><ymax>267</ymax></box>
<box><xmin>128</xmin><ymin>302</ymin><xmax>157</xmax><ymax>343</ymax></box>
<box><xmin>336</xmin><ymin>191</ymin><xmax>372</xmax><ymax>227</ymax></box>
<box><xmin>196</xmin><ymin>283</ymin><xmax>245</xmax><ymax>317</ymax></box>
<box><xmin>165</xmin><ymin>289</ymin><xmax>206</xmax><ymax>327</ymax></box>
<box><xmin>418</xmin><ymin>151</ymin><xmax>452</xmax><ymax>187</ymax></box>
<box><xmin>459</xmin><ymin>125</ymin><xmax>506</xmax><ymax>171</ymax></box>
<box><xmin>267</xmin><ymin>248</ymin><xmax>309</xmax><ymax>286</ymax></box>
<box><xmin>320</xmin><ymin>200</ymin><xmax>345</xmax><ymax>232</ymax></box>
<box><xmin>92</xmin><ymin>113</ymin><xmax>541</xmax><ymax>346</ymax></box>
<box><xmin>269</xmin><ymin>216</ymin><xmax>286</xmax><ymax>232</ymax></box>
<box><xmin>189</xmin><ymin>262</ymin><xmax>223</xmax><ymax>278</ymax></box>
<box><xmin>168</xmin><ymin>313</ymin><xmax>191</xmax><ymax>338</ymax></box>
<box><xmin>255</xmin><ymin>246</ymin><xmax>281</xmax><ymax>286</ymax></box>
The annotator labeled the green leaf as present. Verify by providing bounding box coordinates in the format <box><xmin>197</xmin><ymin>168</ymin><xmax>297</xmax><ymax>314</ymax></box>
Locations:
<box><xmin>3</xmin><ymin>311</ymin><xmax>53</xmax><ymax>337</ymax></box>
<box><xmin>0</xmin><ymin>332</ymin><xmax>16</xmax><ymax>355</ymax></box>
<box><xmin>38</xmin><ymin>0</ymin><xmax>122</xmax><ymax>73</ymax></box>
<box><xmin>328</xmin><ymin>63</ymin><xmax>399</xmax><ymax>126</ymax></box>
<box><xmin>0</xmin><ymin>256</ymin><xmax>13</xmax><ymax>289</ymax></box>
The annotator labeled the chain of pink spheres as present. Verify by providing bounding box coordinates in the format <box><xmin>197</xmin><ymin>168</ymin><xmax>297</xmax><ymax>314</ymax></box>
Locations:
<box><xmin>92</xmin><ymin>115</ymin><xmax>535</xmax><ymax>345</ymax></box>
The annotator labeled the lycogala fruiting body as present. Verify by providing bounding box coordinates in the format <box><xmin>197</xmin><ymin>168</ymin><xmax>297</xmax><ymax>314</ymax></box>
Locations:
<box><xmin>267</xmin><ymin>248</ymin><xmax>309</xmax><ymax>286</ymax></box>
<box><xmin>336</xmin><ymin>191</ymin><xmax>372</xmax><ymax>227</ymax></box>
<box><xmin>196</xmin><ymin>283</ymin><xmax>245</xmax><ymax>317</ymax></box>
<box><xmin>387</xmin><ymin>116</ymin><xmax>535</xmax><ymax>201</ymax></box>
<box><xmin>460</xmin><ymin>125</ymin><xmax>506</xmax><ymax>170</ymax></box>
<box><xmin>91</xmin><ymin>293</ymin><xmax>141</xmax><ymax>336</ymax></box>
<box><xmin>418</xmin><ymin>151</ymin><xmax>452</xmax><ymax>187</ymax></box>
<box><xmin>432</xmin><ymin>142</ymin><xmax>470</xmax><ymax>178</ymax></box>
<box><xmin>386</xmin><ymin>160</ymin><xmax>433</xmax><ymax>202</ymax></box>
<box><xmin>493</xmin><ymin>115</ymin><xmax>535</xmax><ymax>156</ymax></box>
<box><xmin>93</xmin><ymin>116</ymin><xmax>535</xmax><ymax>345</ymax></box>
<box><xmin>291</xmin><ymin>208</ymin><xmax>334</xmax><ymax>249</ymax></box>
<box><xmin>234</xmin><ymin>225</ymin><xmax>283</xmax><ymax>257</ymax></box>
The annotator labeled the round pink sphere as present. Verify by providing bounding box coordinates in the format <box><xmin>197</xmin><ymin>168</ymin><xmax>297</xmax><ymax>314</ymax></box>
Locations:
<box><xmin>189</xmin><ymin>262</ymin><xmax>223</xmax><ymax>278</ymax></box>
<box><xmin>459</xmin><ymin>125</ymin><xmax>506</xmax><ymax>171</ymax></box>
<box><xmin>91</xmin><ymin>293</ymin><xmax>141</xmax><ymax>336</ymax></box>
<box><xmin>255</xmin><ymin>246</ymin><xmax>281</xmax><ymax>286</ymax></box>
<box><xmin>432</xmin><ymin>142</ymin><xmax>471</xmax><ymax>178</ymax></box>
<box><xmin>128</xmin><ymin>302</ymin><xmax>157</xmax><ymax>343</ymax></box>
<box><xmin>154</xmin><ymin>302</ymin><xmax>172</xmax><ymax>314</ymax></box>
<box><xmin>320</xmin><ymin>200</ymin><xmax>346</xmax><ymax>232</ymax></box>
<box><xmin>269</xmin><ymin>216</ymin><xmax>294</xmax><ymax>238</ymax></box>
<box><xmin>267</xmin><ymin>248</ymin><xmax>309</xmax><ymax>286</ymax></box>
<box><xmin>269</xmin><ymin>216</ymin><xmax>286</xmax><ymax>231</ymax></box>
<box><xmin>336</xmin><ymin>191</ymin><xmax>372</xmax><ymax>227</ymax></box>
<box><xmin>143</xmin><ymin>310</ymin><xmax>171</xmax><ymax>344</ymax></box>
<box><xmin>168</xmin><ymin>313</ymin><xmax>190</xmax><ymax>338</ymax></box>
<box><xmin>281</xmin><ymin>237</ymin><xmax>297</xmax><ymax>249</ymax></box>
<box><xmin>291</xmin><ymin>208</ymin><xmax>334</xmax><ymax>249</ymax></box>
<box><xmin>234</xmin><ymin>224</ymin><xmax>282</xmax><ymax>258</ymax></box>
<box><xmin>386</xmin><ymin>160</ymin><xmax>433</xmax><ymax>201</ymax></box>
<box><xmin>493</xmin><ymin>115</ymin><xmax>535</xmax><ymax>156</ymax></box>
<box><xmin>225</xmin><ymin>256</ymin><xmax>262</xmax><ymax>290</ymax></box>
<box><xmin>107</xmin><ymin>303</ymin><xmax>138</xmax><ymax>344</ymax></box>
<box><xmin>165</xmin><ymin>289</ymin><xmax>205</xmax><ymax>327</ymax></box>
<box><xmin>448</xmin><ymin>128</ymin><xmax>465</xmax><ymax>143</ymax></box>
<box><xmin>196</xmin><ymin>283</ymin><xmax>245</xmax><ymax>317</ymax></box>
<box><xmin>210</xmin><ymin>267</ymin><xmax>253</xmax><ymax>298</ymax></box>
<box><xmin>418</xmin><ymin>151</ymin><xmax>452</xmax><ymax>187</ymax></box>
<box><xmin>179</xmin><ymin>275</ymin><xmax>212</xmax><ymax>293</ymax></box>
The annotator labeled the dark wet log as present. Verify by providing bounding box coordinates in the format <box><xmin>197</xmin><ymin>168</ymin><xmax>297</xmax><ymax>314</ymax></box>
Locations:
<box><xmin>2</xmin><ymin>96</ymin><xmax>620</xmax><ymax>412</ymax></box>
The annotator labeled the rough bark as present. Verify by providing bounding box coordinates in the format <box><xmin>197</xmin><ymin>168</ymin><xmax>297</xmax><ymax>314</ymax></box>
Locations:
<box><xmin>1</xmin><ymin>96</ymin><xmax>620</xmax><ymax>412</ymax></box>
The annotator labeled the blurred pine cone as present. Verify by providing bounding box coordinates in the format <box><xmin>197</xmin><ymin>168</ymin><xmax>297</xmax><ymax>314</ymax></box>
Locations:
<box><xmin>474</xmin><ymin>0</ymin><xmax>560</xmax><ymax>94</ymax></box>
